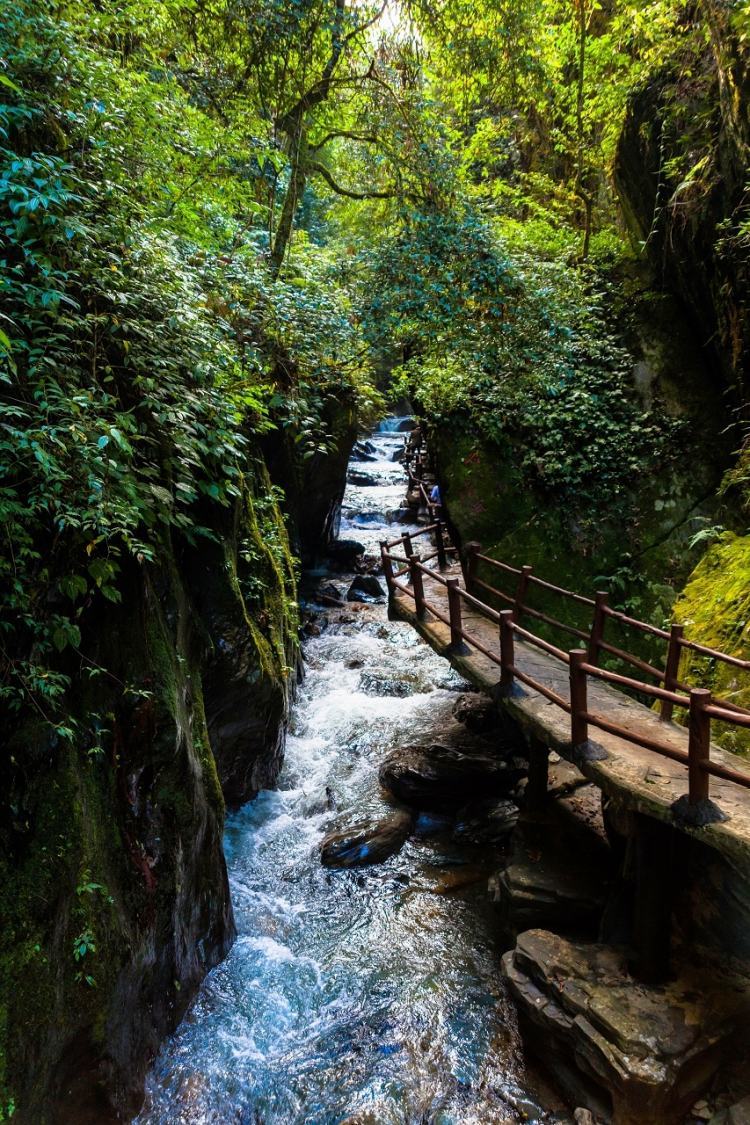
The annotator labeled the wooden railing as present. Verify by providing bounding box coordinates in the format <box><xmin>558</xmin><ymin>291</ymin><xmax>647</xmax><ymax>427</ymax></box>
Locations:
<box><xmin>380</xmin><ymin>529</ymin><xmax>750</xmax><ymax>813</ymax></box>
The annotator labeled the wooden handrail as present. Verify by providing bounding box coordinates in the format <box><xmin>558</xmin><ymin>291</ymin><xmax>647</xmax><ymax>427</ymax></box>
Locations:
<box><xmin>382</xmin><ymin>523</ymin><xmax>750</xmax><ymax>813</ymax></box>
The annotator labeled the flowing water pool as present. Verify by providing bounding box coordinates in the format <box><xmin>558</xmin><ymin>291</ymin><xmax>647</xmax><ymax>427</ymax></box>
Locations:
<box><xmin>137</xmin><ymin>424</ymin><xmax>565</xmax><ymax>1125</ymax></box>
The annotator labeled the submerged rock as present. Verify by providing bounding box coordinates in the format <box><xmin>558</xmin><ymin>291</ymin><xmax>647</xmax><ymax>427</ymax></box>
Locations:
<box><xmin>359</xmin><ymin>668</ymin><xmax>428</xmax><ymax>697</ymax></box>
<box><xmin>503</xmin><ymin>929</ymin><xmax>741</xmax><ymax>1125</ymax></box>
<box><xmin>379</xmin><ymin>744</ymin><xmax>525</xmax><ymax>810</ymax></box>
<box><xmin>347</xmin><ymin>575</ymin><xmax>385</xmax><ymax>601</ymax></box>
<box><xmin>319</xmin><ymin>809</ymin><xmax>415</xmax><ymax>868</ymax></box>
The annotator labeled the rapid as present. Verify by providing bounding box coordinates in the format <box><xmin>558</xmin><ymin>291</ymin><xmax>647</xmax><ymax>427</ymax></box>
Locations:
<box><xmin>136</xmin><ymin>422</ymin><xmax>564</xmax><ymax>1125</ymax></box>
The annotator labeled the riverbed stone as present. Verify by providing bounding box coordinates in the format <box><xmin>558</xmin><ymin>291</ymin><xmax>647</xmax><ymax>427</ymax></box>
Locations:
<box><xmin>350</xmin><ymin>440</ymin><xmax>377</xmax><ymax>462</ymax></box>
<box><xmin>503</xmin><ymin>929</ymin><xmax>744</xmax><ymax>1125</ymax></box>
<box><xmin>379</xmin><ymin>743</ymin><xmax>525</xmax><ymax>811</ymax></box>
<box><xmin>347</xmin><ymin>469</ymin><xmax>378</xmax><ymax>486</ymax></box>
<box><xmin>319</xmin><ymin>809</ymin><xmax>415</xmax><ymax>867</ymax></box>
<box><xmin>359</xmin><ymin>668</ymin><xmax>427</xmax><ymax>697</ymax></box>
<box><xmin>347</xmin><ymin>575</ymin><xmax>385</xmax><ymax>601</ymax></box>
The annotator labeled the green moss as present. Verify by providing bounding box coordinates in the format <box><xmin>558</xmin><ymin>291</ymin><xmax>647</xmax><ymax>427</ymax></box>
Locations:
<box><xmin>673</xmin><ymin>533</ymin><xmax>750</xmax><ymax>754</ymax></box>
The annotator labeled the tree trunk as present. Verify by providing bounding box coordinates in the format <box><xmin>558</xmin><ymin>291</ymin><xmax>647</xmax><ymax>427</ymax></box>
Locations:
<box><xmin>271</xmin><ymin>126</ymin><xmax>308</xmax><ymax>279</ymax></box>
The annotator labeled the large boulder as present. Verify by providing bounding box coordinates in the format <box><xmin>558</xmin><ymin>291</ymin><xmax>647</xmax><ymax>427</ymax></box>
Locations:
<box><xmin>347</xmin><ymin>469</ymin><xmax>378</xmax><ymax>487</ymax></box>
<box><xmin>503</xmin><ymin>929</ymin><xmax>742</xmax><ymax>1125</ymax></box>
<box><xmin>346</xmin><ymin>575</ymin><xmax>385</xmax><ymax>601</ymax></box>
<box><xmin>379</xmin><ymin>744</ymin><xmax>525</xmax><ymax>811</ymax></box>
<box><xmin>319</xmin><ymin>809</ymin><xmax>415</xmax><ymax>868</ymax></box>
<box><xmin>327</xmin><ymin>539</ymin><xmax>366</xmax><ymax>568</ymax></box>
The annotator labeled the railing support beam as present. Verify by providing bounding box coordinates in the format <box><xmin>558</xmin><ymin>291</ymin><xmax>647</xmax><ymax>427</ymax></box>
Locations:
<box><xmin>660</xmin><ymin>624</ymin><xmax>685</xmax><ymax>723</ymax></box>
<box><xmin>435</xmin><ymin>518</ymin><xmax>448</xmax><ymax>571</ymax></box>
<box><xmin>447</xmin><ymin>578</ymin><xmax>464</xmax><ymax>650</ymax></box>
<box><xmin>380</xmin><ymin>541</ymin><xmax>394</xmax><ymax>594</ymax></box>
<box><xmin>588</xmin><ymin>591</ymin><xmax>609</xmax><ymax>666</ymax></box>
<box><xmin>688</xmin><ymin>688</ymin><xmax>712</xmax><ymax>804</ymax></box>
<box><xmin>569</xmin><ymin>648</ymin><xmax>588</xmax><ymax>748</ymax></box>
<box><xmin>514</xmin><ymin>565</ymin><xmax>533</xmax><ymax>621</ymax></box>
<box><xmin>409</xmin><ymin>555</ymin><xmax>425</xmax><ymax>619</ymax></box>
<box><xmin>464</xmin><ymin>541</ymin><xmax>481</xmax><ymax>592</ymax></box>
<box><xmin>499</xmin><ymin>610</ymin><xmax>515</xmax><ymax>693</ymax></box>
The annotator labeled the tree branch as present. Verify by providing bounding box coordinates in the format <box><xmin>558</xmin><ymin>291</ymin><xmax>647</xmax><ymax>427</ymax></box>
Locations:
<box><xmin>307</xmin><ymin>160</ymin><xmax>394</xmax><ymax>199</ymax></box>
<box><xmin>309</xmin><ymin>130</ymin><xmax>379</xmax><ymax>151</ymax></box>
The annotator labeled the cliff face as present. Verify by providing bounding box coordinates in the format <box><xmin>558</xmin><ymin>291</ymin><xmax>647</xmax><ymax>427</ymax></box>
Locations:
<box><xmin>0</xmin><ymin>463</ymin><xmax>298</xmax><ymax>1123</ymax></box>
<box><xmin>430</xmin><ymin>277</ymin><xmax>732</xmax><ymax>633</ymax></box>
<box><xmin>263</xmin><ymin>393</ymin><xmax>359</xmax><ymax>564</ymax></box>
<box><xmin>614</xmin><ymin>6</ymin><xmax>750</xmax><ymax>398</ymax></box>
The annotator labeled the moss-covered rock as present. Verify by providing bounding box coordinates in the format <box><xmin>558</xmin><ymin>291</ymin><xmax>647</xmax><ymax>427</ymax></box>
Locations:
<box><xmin>0</xmin><ymin>461</ymin><xmax>298</xmax><ymax>1122</ymax></box>
<box><xmin>673</xmin><ymin>533</ymin><xmax>750</xmax><ymax>754</ymax></box>
<box><xmin>614</xmin><ymin>21</ymin><xmax>750</xmax><ymax>398</ymax></box>
<box><xmin>432</xmin><ymin>412</ymin><xmax>726</xmax><ymax>644</ymax></box>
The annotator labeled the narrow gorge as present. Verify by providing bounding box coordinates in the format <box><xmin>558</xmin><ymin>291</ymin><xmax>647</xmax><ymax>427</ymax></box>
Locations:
<box><xmin>1</xmin><ymin>0</ymin><xmax>749</xmax><ymax>1122</ymax></box>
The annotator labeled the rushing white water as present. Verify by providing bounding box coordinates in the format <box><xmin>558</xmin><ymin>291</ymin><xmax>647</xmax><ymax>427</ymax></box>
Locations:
<box><xmin>136</xmin><ymin>424</ymin><xmax>565</xmax><ymax>1125</ymax></box>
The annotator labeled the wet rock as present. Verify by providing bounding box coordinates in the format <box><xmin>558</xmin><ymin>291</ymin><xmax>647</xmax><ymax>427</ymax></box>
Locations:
<box><xmin>327</xmin><ymin>539</ymin><xmax>366</xmax><ymax>566</ymax></box>
<box><xmin>345</xmin><ymin>656</ymin><xmax>365</xmax><ymax>669</ymax></box>
<box><xmin>711</xmin><ymin>1095</ymin><xmax>750</xmax><ymax>1124</ymax></box>
<box><xmin>452</xmin><ymin>798</ymin><xmax>519</xmax><ymax>845</ymax></box>
<box><xmin>503</xmin><ymin>929</ymin><xmax>741</xmax><ymax>1125</ymax></box>
<box><xmin>359</xmin><ymin>669</ymin><xmax>426</xmax><ymax>697</ymax></box>
<box><xmin>491</xmin><ymin>809</ymin><xmax>609</xmax><ymax>938</ymax></box>
<box><xmin>413</xmin><ymin>810</ymin><xmax>453</xmax><ymax>836</ymax></box>
<box><xmin>317</xmin><ymin>582</ymin><xmax>344</xmax><ymax>607</ymax></box>
<box><xmin>319</xmin><ymin>809</ymin><xmax>415</xmax><ymax>868</ymax></box>
<box><xmin>390</xmin><ymin>447</ymin><xmax>405</xmax><ymax>462</ymax></box>
<box><xmin>396</xmin><ymin>417</ymin><xmax>416</xmax><ymax>431</ymax></box>
<box><xmin>347</xmin><ymin>575</ymin><xmax>385</xmax><ymax>601</ymax></box>
<box><xmin>347</xmin><ymin>469</ymin><xmax>378</xmax><ymax>486</ymax></box>
<box><xmin>379</xmin><ymin>744</ymin><xmax>525</xmax><ymax>811</ymax></box>
<box><xmin>385</xmin><ymin>507</ymin><xmax>416</xmax><ymax>523</ymax></box>
<box><xmin>452</xmin><ymin>693</ymin><xmax>500</xmax><ymax>734</ymax></box>
<box><xmin>350</xmin><ymin>440</ymin><xmax>378</xmax><ymax>462</ymax></box>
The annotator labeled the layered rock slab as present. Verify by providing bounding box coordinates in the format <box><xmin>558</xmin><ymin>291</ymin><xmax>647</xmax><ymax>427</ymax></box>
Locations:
<box><xmin>503</xmin><ymin>929</ymin><xmax>745</xmax><ymax>1125</ymax></box>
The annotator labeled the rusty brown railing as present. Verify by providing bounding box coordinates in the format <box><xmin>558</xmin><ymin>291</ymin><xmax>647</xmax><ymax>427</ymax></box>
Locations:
<box><xmin>380</xmin><ymin>528</ymin><xmax>750</xmax><ymax>813</ymax></box>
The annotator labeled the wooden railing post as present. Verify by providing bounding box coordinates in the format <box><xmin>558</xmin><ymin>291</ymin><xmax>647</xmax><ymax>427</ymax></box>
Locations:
<box><xmin>464</xmin><ymin>541</ymin><xmax>482</xmax><ymax>592</ymax></box>
<box><xmin>401</xmin><ymin>531</ymin><xmax>414</xmax><ymax>562</ymax></box>
<box><xmin>414</xmin><ymin>453</ymin><xmax>423</xmax><ymax>479</ymax></box>
<box><xmin>434</xmin><ymin>518</ymin><xmax>448</xmax><ymax>571</ymax></box>
<box><xmin>409</xmin><ymin>555</ymin><xmax>425</xmax><ymax>619</ymax></box>
<box><xmin>688</xmin><ymin>688</ymin><xmax>711</xmax><ymax>804</ymax></box>
<box><xmin>499</xmin><ymin>609</ymin><xmax>515</xmax><ymax>692</ymax></box>
<box><xmin>380</xmin><ymin>541</ymin><xmax>394</xmax><ymax>593</ymax></box>
<box><xmin>514</xmin><ymin>565</ymin><xmax>533</xmax><ymax>621</ymax></box>
<box><xmin>588</xmin><ymin>591</ymin><xmax>609</xmax><ymax>666</ymax></box>
<box><xmin>569</xmin><ymin>649</ymin><xmax>588</xmax><ymax>748</ymax></box>
<box><xmin>660</xmin><ymin>624</ymin><xmax>685</xmax><ymax>723</ymax></box>
<box><xmin>447</xmin><ymin>578</ymin><xmax>463</xmax><ymax>648</ymax></box>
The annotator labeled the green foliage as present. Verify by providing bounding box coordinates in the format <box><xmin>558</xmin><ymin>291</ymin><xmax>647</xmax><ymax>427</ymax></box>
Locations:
<box><xmin>357</xmin><ymin>203</ymin><xmax>683</xmax><ymax>512</ymax></box>
<box><xmin>0</xmin><ymin>0</ymin><xmax>375</xmax><ymax>728</ymax></box>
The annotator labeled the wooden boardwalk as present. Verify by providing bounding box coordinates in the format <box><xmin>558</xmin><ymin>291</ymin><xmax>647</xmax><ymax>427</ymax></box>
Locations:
<box><xmin>389</xmin><ymin>558</ymin><xmax>750</xmax><ymax>869</ymax></box>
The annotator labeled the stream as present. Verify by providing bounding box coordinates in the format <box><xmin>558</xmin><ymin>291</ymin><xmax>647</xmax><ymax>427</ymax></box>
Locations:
<box><xmin>137</xmin><ymin>421</ymin><xmax>565</xmax><ymax>1125</ymax></box>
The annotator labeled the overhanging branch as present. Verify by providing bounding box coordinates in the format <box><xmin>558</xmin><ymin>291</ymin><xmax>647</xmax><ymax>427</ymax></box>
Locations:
<box><xmin>307</xmin><ymin>160</ymin><xmax>395</xmax><ymax>199</ymax></box>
